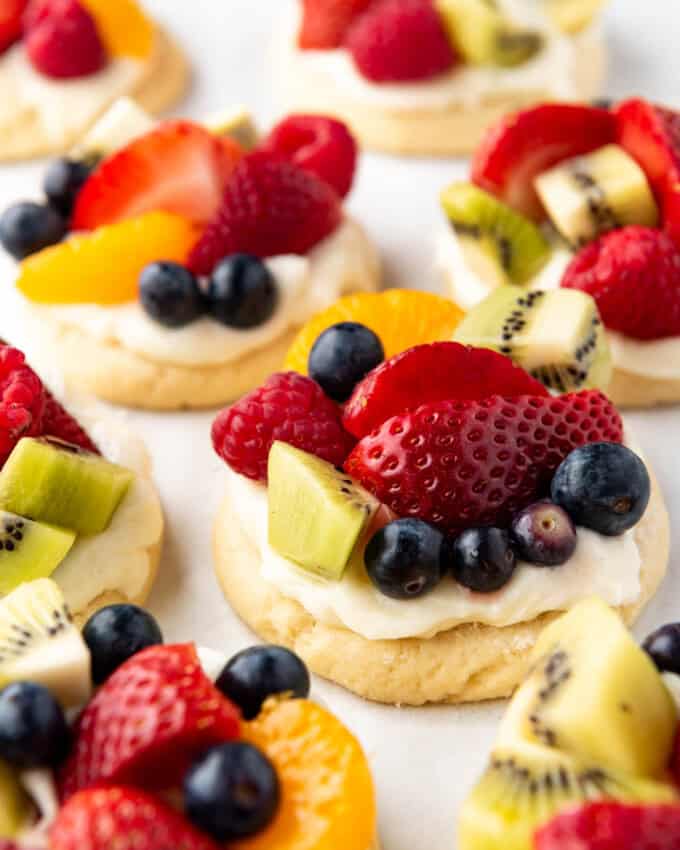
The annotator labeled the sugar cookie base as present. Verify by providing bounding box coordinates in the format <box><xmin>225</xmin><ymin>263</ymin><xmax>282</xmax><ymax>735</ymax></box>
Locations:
<box><xmin>605</xmin><ymin>368</ymin><xmax>680</xmax><ymax>409</ymax></box>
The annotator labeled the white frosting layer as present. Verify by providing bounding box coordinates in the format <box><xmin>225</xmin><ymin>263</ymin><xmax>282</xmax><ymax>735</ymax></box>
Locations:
<box><xmin>224</xmin><ymin>467</ymin><xmax>641</xmax><ymax>642</ymax></box>
<box><xmin>436</xmin><ymin>226</ymin><xmax>680</xmax><ymax>380</ymax></box>
<box><xmin>30</xmin><ymin>219</ymin><xmax>378</xmax><ymax>367</ymax></box>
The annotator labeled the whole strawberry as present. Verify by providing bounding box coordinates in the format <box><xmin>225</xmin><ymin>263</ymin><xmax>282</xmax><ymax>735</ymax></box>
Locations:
<box><xmin>24</xmin><ymin>0</ymin><xmax>107</xmax><ymax>79</ymax></box>
<box><xmin>345</xmin><ymin>391</ymin><xmax>623</xmax><ymax>533</ymax></box>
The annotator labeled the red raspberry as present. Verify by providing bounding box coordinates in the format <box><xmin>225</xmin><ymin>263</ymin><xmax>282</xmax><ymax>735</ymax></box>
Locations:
<box><xmin>298</xmin><ymin>0</ymin><xmax>376</xmax><ymax>49</ymax></box>
<box><xmin>343</xmin><ymin>342</ymin><xmax>548</xmax><ymax>439</ymax></box>
<box><xmin>188</xmin><ymin>151</ymin><xmax>342</xmax><ymax>276</ymax></box>
<box><xmin>24</xmin><ymin>0</ymin><xmax>107</xmax><ymax>80</ymax></box>
<box><xmin>42</xmin><ymin>390</ymin><xmax>99</xmax><ymax>454</ymax></box>
<box><xmin>345</xmin><ymin>391</ymin><xmax>623</xmax><ymax>534</ymax></box>
<box><xmin>345</xmin><ymin>0</ymin><xmax>457</xmax><ymax>83</ymax></box>
<box><xmin>561</xmin><ymin>226</ymin><xmax>680</xmax><ymax>340</ymax></box>
<box><xmin>212</xmin><ymin>372</ymin><xmax>355</xmax><ymax>483</ymax></box>
<box><xmin>0</xmin><ymin>345</ymin><xmax>46</xmax><ymax>467</ymax></box>
<box><xmin>259</xmin><ymin>115</ymin><xmax>357</xmax><ymax>198</ymax></box>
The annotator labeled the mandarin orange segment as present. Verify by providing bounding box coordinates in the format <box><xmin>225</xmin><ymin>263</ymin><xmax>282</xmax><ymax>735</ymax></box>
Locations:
<box><xmin>79</xmin><ymin>0</ymin><xmax>155</xmax><ymax>59</ymax></box>
<box><xmin>284</xmin><ymin>289</ymin><xmax>465</xmax><ymax>375</ymax></box>
<box><xmin>17</xmin><ymin>212</ymin><xmax>199</xmax><ymax>306</ymax></box>
<box><xmin>237</xmin><ymin>699</ymin><xmax>376</xmax><ymax>850</ymax></box>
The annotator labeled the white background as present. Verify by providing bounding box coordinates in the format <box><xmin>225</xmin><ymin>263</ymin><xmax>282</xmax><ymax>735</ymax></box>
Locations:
<box><xmin>1</xmin><ymin>2</ymin><xmax>680</xmax><ymax>847</ymax></box>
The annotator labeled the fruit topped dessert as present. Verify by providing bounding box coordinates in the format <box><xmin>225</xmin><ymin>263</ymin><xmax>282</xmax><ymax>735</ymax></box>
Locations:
<box><xmin>0</xmin><ymin>99</ymin><xmax>380</xmax><ymax>410</ymax></box>
<box><xmin>0</xmin><ymin>581</ymin><xmax>378</xmax><ymax>850</ymax></box>
<box><xmin>459</xmin><ymin>599</ymin><xmax>680</xmax><ymax>850</ymax></box>
<box><xmin>438</xmin><ymin>98</ymin><xmax>680</xmax><ymax>407</ymax></box>
<box><xmin>280</xmin><ymin>0</ymin><xmax>608</xmax><ymax>155</ymax></box>
<box><xmin>0</xmin><ymin>0</ymin><xmax>189</xmax><ymax>161</ymax></box>
<box><xmin>209</xmin><ymin>290</ymin><xmax>668</xmax><ymax>706</ymax></box>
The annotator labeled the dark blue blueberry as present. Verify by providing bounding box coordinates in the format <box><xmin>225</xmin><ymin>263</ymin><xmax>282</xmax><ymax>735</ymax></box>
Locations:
<box><xmin>550</xmin><ymin>442</ymin><xmax>650</xmax><ymax>536</ymax></box>
<box><xmin>44</xmin><ymin>157</ymin><xmax>94</xmax><ymax>218</ymax></box>
<box><xmin>216</xmin><ymin>645</ymin><xmax>310</xmax><ymax>720</ymax></box>
<box><xmin>0</xmin><ymin>202</ymin><xmax>66</xmax><ymax>260</ymax></box>
<box><xmin>643</xmin><ymin>623</ymin><xmax>680</xmax><ymax>674</ymax></box>
<box><xmin>511</xmin><ymin>500</ymin><xmax>577</xmax><ymax>567</ymax></box>
<box><xmin>139</xmin><ymin>261</ymin><xmax>205</xmax><ymax>328</ymax></box>
<box><xmin>184</xmin><ymin>741</ymin><xmax>280</xmax><ymax>841</ymax></box>
<box><xmin>451</xmin><ymin>527</ymin><xmax>516</xmax><ymax>592</ymax></box>
<box><xmin>207</xmin><ymin>254</ymin><xmax>278</xmax><ymax>329</ymax></box>
<box><xmin>83</xmin><ymin>604</ymin><xmax>163</xmax><ymax>685</ymax></box>
<box><xmin>308</xmin><ymin>322</ymin><xmax>384</xmax><ymax>402</ymax></box>
<box><xmin>0</xmin><ymin>682</ymin><xmax>71</xmax><ymax>768</ymax></box>
<box><xmin>364</xmin><ymin>518</ymin><xmax>445</xmax><ymax>600</ymax></box>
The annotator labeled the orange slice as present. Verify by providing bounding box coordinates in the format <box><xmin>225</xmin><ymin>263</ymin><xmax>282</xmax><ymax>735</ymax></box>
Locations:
<box><xmin>17</xmin><ymin>212</ymin><xmax>198</xmax><ymax>306</ymax></box>
<box><xmin>79</xmin><ymin>0</ymin><xmax>155</xmax><ymax>59</ymax></box>
<box><xmin>284</xmin><ymin>289</ymin><xmax>465</xmax><ymax>375</ymax></box>
<box><xmin>237</xmin><ymin>699</ymin><xmax>376</xmax><ymax>850</ymax></box>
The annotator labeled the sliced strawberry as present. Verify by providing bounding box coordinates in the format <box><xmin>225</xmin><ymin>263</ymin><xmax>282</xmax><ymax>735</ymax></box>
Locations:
<box><xmin>58</xmin><ymin>644</ymin><xmax>240</xmax><ymax>800</ymax></box>
<box><xmin>72</xmin><ymin>121</ymin><xmax>243</xmax><ymax>231</ymax></box>
<box><xmin>342</xmin><ymin>342</ymin><xmax>548</xmax><ymax>439</ymax></box>
<box><xmin>471</xmin><ymin>104</ymin><xmax>617</xmax><ymax>220</ymax></box>
<box><xmin>0</xmin><ymin>0</ymin><xmax>27</xmax><ymax>53</ymax></box>
<box><xmin>298</xmin><ymin>0</ymin><xmax>375</xmax><ymax>49</ymax></box>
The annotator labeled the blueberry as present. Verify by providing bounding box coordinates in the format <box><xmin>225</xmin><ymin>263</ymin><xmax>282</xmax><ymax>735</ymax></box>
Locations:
<box><xmin>643</xmin><ymin>623</ymin><xmax>680</xmax><ymax>675</ymax></box>
<box><xmin>216</xmin><ymin>645</ymin><xmax>310</xmax><ymax>720</ymax></box>
<box><xmin>207</xmin><ymin>254</ymin><xmax>278</xmax><ymax>328</ymax></box>
<box><xmin>511</xmin><ymin>500</ymin><xmax>577</xmax><ymax>567</ymax></box>
<box><xmin>308</xmin><ymin>322</ymin><xmax>384</xmax><ymax>402</ymax></box>
<box><xmin>0</xmin><ymin>682</ymin><xmax>71</xmax><ymax>768</ymax></box>
<box><xmin>551</xmin><ymin>442</ymin><xmax>650</xmax><ymax>536</ymax></box>
<box><xmin>364</xmin><ymin>518</ymin><xmax>445</xmax><ymax>600</ymax></box>
<box><xmin>44</xmin><ymin>157</ymin><xmax>93</xmax><ymax>218</ymax></box>
<box><xmin>83</xmin><ymin>604</ymin><xmax>163</xmax><ymax>685</ymax></box>
<box><xmin>184</xmin><ymin>741</ymin><xmax>280</xmax><ymax>841</ymax></box>
<box><xmin>0</xmin><ymin>202</ymin><xmax>66</xmax><ymax>260</ymax></box>
<box><xmin>139</xmin><ymin>262</ymin><xmax>205</xmax><ymax>328</ymax></box>
<box><xmin>451</xmin><ymin>527</ymin><xmax>516</xmax><ymax>593</ymax></box>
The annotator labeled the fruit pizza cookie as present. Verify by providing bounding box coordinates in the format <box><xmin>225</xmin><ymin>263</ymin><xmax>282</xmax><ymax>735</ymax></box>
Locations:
<box><xmin>0</xmin><ymin>0</ymin><xmax>189</xmax><ymax>161</ymax></box>
<box><xmin>0</xmin><ymin>100</ymin><xmax>380</xmax><ymax>410</ymax></box>
<box><xmin>438</xmin><ymin>99</ymin><xmax>680</xmax><ymax>408</ymax></box>
<box><xmin>279</xmin><ymin>0</ymin><xmax>608</xmax><ymax>156</ymax></box>
<box><xmin>209</xmin><ymin>290</ymin><xmax>668</xmax><ymax>705</ymax></box>
<box><xmin>0</xmin><ymin>583</ymin><xmax>379</xmax><ymax>850</ymax></box>
<box><xmin>459</xmin><ymin>598</ymin><xmax>680</xmax><ymax>850</ymax></box>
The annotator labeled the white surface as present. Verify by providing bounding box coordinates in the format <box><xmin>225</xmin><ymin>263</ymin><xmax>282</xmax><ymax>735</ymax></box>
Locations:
<box><xmin>1</xmin><ymin>2</ymin><xmax>680</xmax><ymax>848</ymax></box>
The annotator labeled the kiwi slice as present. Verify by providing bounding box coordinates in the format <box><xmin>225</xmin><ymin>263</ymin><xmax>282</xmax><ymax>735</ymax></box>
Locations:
<box><xmin>0</xmin><ymin>579</ymin><xmax>91</xmax><ymax>708</ymax></box>
<box><xmin>268</xmin><ymin>442</ymin><xmax>379</xmax><ymax>581</ymax></box>
<box><xmin>453</xmin><ymin>286</ymin><xmax>613</xmax><ymax>392</ymax></box>
<box><xmin>0</xmin><ymin>437</ymin><xmax>133</xmax><ymax>536</ymax></box>
<box><xmin>437</xmin><ymin>0</ymin><xmax>543</xmax><ymax>67</ymax></box>
<box><xmin>0</xmin><ymin>759</ymin><xmax>28</xmax><ymax>839</ymax></box>
<box><xmin>0</xmin><ymin>511</ymin><xmax>75</xmax><ymax>595</ymax></box>
<box><xmin>534</xmin><ymin>144</ymin><xmax>659</xmax><ymax>247</ymax></box>
<box><xmin>441</xmin><ymin>183</ymin><xmax>551</xmax><ymax>285</ymax></box>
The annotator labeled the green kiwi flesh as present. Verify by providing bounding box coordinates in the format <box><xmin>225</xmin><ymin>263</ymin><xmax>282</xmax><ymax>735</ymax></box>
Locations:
<box><xmin>453</xmin><ymin>286</ymin><xmax>613</xmax><ymax>392</ymax></box>
<box><xmin>0</xmin><ymin>437</ymin><xmax>133</xmax><ymax>536</ymax></box>
<box><xmin>0</xmin><ymin>511</ymin><xmax>75</xmax><ymax>595</ymax></box>
<box><xmin>268</xmin><ymin>442</ymin><xmax>379</xmax><ymax>581</ymax></box>
<box><xmin>0</xmin><ymin>759</ymin><xmax>28</xmax><ymax>839</ymax></box>
<box><xmin>441</xmin><ymin>183</ymin><xmax>551</xmax><ymax>285</ymax></box>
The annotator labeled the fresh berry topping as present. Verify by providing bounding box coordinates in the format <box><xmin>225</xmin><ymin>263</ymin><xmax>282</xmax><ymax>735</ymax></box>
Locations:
<box><xmin>207</xmin><ymin>255</ymin><xmax>278</xmax><ymax>329</ymax></box>
<box><xmin>51</xmin><ymin>786</ymin><xmax>222</xmax><ymax>850</ymax></box>
<box><xmin>184</xmin><ymin>742</ymin><xmax>280</xmax><ymax>841</ymax></box>
<box><xmin>188</xmin><ymin>152</ymin><xmax>342</xmax><ymax>276</ymax></box>
<box><xmin>551</xmin><ymin>442</ymin><xmax>650</xmax><ymax>536</ymax></box>
<box><xmin>510</xmin><ymin>500</ymin><xmax>576</xmax><ymax>566</ymax></box>
<box><xmin>24</xmin><ymin>0</ymin><xmax>107</xmax><ymax>79</ymax></box>
<box><xmin>216</xmin><ymin>645</ymin><xmax>311</xmax><ymax>721</ymax></box>
<box><xmin>0</xmin><ymin>201</ymin><xmax>66</xmax><ymax>260</ymax></box>
<box><xmin>212</xmin><ymin>372</ymin><xmax>354</xmax><ymax>483</ymax></box>
<box><xmin>345</xmin><ymin>0</ymin><xmax>457</xmax><ymax>83</ymax></box>
<box><xmin>82</xmin><ymin>604</ymin><xmax>163</xmax><ymax>685</ymax></box>
<box><xmin>561</xmin><ymin>225</ymin><xmax>680</xmax><ymax>340</ymax></box>
<box><xmin>0</xmin><ymin>345</ymin><xmax>46</xmax><ymax>467</ymax></box>
<box><xmin>41</xmin><ymin>389</ymin><xmax>99</xmax><ymax>454</ymax></box>
<box><xmin>0</xmin><ymin>0</ymin><xmax>28</xmax><ymax>53</ymax></box>
<box><xmin>451</xmin><ymin>527</ymin><xmax>516</xmax><ymax>592</ymax></box>
<box><xmin>534</xmin><ymin>801</ymin><xmax>680</xmax><ymax>850</ymax></box>
<box><xmin>345</xmin><ymin>391</ymin><xmax>623</xmax><ymax>534</ymax></box>
<box><xmin>643</xmin><ymin>623</ymin><xmax>680</xmax><ymax>675</ymax></box>
<box><xmin>298</xmin><ymin>0</ymin><xmax>375</xmax><ymax>49</ymax></box>
<box><xmin>44</xmin><ymin>157</ymin><xmax>95</xmax><ymax>218</ymax></box>
<box><xmin>260</xmin><ymin>115</ymin><xmax>357</xmax><ymax>198</ymax></box>
<box><xmin>309</xmin><ymin>322</ymin><xmax>384</xmax><ymax>402</ymax></box>
<box><xmin>0</xmin><ymin>681</ymin><xmax>71</xmax><ymax>768</ymax></box>
<box><xmin>343</xmin><ymin>342</ymin><xmax>548</xmax><ymax>439</ymax></box>
<box><xmin>139</xmin><ymin>262</ymin><xmax>205</xmax><ymax>328</ymax></box>
<box><xmin>72</xmin><ymin>121</ymin><xmax>243</xmax><ymax>231</ymax></box>
<box><xmin>58</xmin><ymin>643</ymin><xmax>240</xmax><ymax>799</ymax></box>
<box><xmin>471</xmin><ymin>104</ymin><xmax>616</xmax><ymax>219</ymax></box>
<box><xmin>364</xmin><ymin>518</ymin><xmax>445</xmax><ymax>599</ymax></box>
